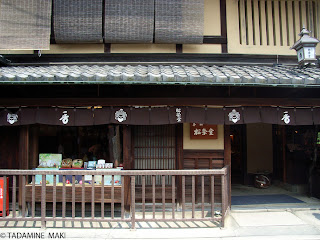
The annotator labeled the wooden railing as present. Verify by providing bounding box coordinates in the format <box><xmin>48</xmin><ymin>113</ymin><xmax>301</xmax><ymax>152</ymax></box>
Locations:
<box><xmin>0</xmin><ymin>167</ymin><xmax>230</xmax><ymax>229</ymax></box>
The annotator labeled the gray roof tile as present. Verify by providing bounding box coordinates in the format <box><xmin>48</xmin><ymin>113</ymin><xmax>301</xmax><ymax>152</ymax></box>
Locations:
<box><xmin>1</xmin><ymin>64</ymin><xmax>320</xmax><ymax>87</ymax></box>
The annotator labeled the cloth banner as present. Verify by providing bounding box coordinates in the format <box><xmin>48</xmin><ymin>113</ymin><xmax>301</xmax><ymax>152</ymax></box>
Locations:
<box><xmin>0</xmin><ymin>107</ymin><xmax>318</xmax><ymax>126</ymax></box>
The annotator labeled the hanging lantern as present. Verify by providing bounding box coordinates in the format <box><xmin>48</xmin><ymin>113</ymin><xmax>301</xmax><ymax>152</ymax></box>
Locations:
<box><xmin>290</xmin><ymin>27</ymin><xmax>319</xmax><ymax>67</ymax></box>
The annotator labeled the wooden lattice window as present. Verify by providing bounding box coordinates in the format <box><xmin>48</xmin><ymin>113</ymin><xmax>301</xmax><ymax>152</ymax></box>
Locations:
<box><xmin>238</xmin><ymin>0</ymin><xmax>320</xmax><ymax>46</ymax></box>
<box><xmin>133</xmin><ymin>125</ymin><xmax>176</xmax><ymax>185</ymax></box>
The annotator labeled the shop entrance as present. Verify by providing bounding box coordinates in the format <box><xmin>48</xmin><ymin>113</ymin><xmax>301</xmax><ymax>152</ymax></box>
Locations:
<box><xmin>231</xmin><ymin>123</ymin><xmax>275</xmax><ymax>186</ymax></box>
<box><xmin>230</xmin><ymin>123</ymin><xmax>318</xmax><ymax>207</ymax></box>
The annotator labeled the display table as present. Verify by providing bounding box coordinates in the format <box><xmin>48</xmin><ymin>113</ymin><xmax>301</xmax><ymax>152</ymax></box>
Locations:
<box><xmin>27</xmin><ymin>168</ymin><xmax>123</xmax><ymax>204</ymax></box>
<box><xmin>25</xmin><ymin>184</ymin><xmax>122</xmax><ymax>203</ymax></box>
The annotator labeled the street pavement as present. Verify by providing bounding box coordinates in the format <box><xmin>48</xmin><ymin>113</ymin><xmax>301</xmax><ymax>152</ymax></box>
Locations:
<box><xmin>1</xmin><ymin>207</ymin><xmax>320</xmax><ymax>240</ymax></box>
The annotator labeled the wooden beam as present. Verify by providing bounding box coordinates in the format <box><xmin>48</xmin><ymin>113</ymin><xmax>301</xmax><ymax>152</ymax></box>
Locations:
<box><xmin>203</xmin><ymin>36</ymin><xmax>227</xmax><ymax>44</ymax></box>
<box><xmin>2</xmin><ymin>97</ymin><xmax>320</xmax><ymax>107</ymax></box>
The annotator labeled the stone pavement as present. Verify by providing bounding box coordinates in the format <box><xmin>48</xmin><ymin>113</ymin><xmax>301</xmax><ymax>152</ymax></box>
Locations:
<box><xmin>1</xmin><ymin>208</ymin><xmax>320</xmax><ymax>240</ymax></box>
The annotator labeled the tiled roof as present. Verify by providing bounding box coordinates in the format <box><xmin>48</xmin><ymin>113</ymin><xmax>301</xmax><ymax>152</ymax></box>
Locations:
<box><xmin>0</xmin><ymin>64</ymin><xmax>320</xmax><ymax>87</ymax></box>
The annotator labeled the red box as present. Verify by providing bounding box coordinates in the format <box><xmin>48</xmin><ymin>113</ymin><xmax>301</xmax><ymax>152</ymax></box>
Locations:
<box><xmin>0</xmin><ymin>177</ymin><xmax>9</xmax><ymax>217</ymax></box>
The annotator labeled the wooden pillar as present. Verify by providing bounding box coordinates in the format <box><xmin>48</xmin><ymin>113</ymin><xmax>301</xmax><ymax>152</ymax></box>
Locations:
<box><xmin>220</xmin><ymin>0</ymin><xmax>228</xmax><ymax>53</ymax></box>
<box><xmin>176</xmin><ymin>124</ymin><xmax>184</xmax><ymax>205</ymax></box>
<box><xmin>18</xmin><ymin>126</ymin><xmax>29</xmax><ymax>211</ymax></box>
<box><xmin>224</xmin><ymin>125</ymin><xmax>231</xmax><ymax>208</ymax></box>
<box><xmin>281</xmin><ymin>126</ymin><xmax>287</xmax><ymax>183</ymax></box>
<box><xmin>123</xmin><ymin>125</ymin><xmax>132</xmax><ymax>211</ymax></box>
<box><xmin>29</xmin><ymin>126</ymin><xmax>39</xmax><ymax>169</ymax></box>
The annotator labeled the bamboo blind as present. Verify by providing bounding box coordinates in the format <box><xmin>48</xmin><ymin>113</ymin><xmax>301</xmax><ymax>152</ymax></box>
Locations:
<box><xmin>0</xmin><ymin>0</ymin><xmax>52</xmax><ymax>50</ymax></box>
<box><xmin>238</xmin><ymin>0</ymin><xmax>320</xmax><ymax>46</ymax></box>
<box><xmin>104</xmin><ymin>0</ymin><xmax>154</xmax><ymax>43</ymax></box>
<box><xmin>53</xmin><ymin>0</ymin><xmax>103</xmax><ymax>43</ymax></box>
<box><xmin>155</xmin><ymin>0</ymin><xmax>204</xmax><ymax>43</ymax></box>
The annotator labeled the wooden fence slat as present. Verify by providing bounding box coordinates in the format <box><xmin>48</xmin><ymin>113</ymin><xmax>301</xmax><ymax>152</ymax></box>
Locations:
<box><xmin>266</xmin><ymin>0</ymin><xmax>274</xmax><ymax>45</ymax></box>
<box><xmin>253</xmin><ymin>0</ymin><xmax>261</xmax><ymax>45</ymax></box>
<box><xmin>152</xmin><ymin>175</ymin><xmax>156</xmax><ymax>219</ymax></box>
<box><xmin>82</xmin><ymin>175</ymin><xmax>85</xmax><ymax>219</ymax></box>
<box><xmin>72</xmin><ymin>175</ymin><xmax>75</xmax><ymax>219</ymax></box>
<box><xmin>121</xmin><ymin>176</ymin><xmax>124</xmax><ymax>220</ymax></box>
<box><xmin>280</xmin><ymin>0</ymin><xmax>288</xmax><ymax>46</ymax></box>
<box><xmin>307</xmin><ymin>0</ymin><xmax>314</xmax><ymax>33</ymax></box>
<box><xmin>142</xmin><ymin>175</ymin><xmax>146</xmax><ymax>220</ymax></box>
<box><xmin>317</xmin><ymin>0</ymin><xmax>320</xmax><ymax>39</ymax></box>
<box><xmin>246</xmin><ymin>0</ymin><xmax>254</xmax><ymax>45</ymax></box>
<box><xmin>287</xmin><ymin>0</ymin><xmax>295</xmax><ymax>46</ymax></box>
<box><xmin>162</xmin><ymin>175</ymin><xmax>165</xmax><ymax>219</ymax></box>
<box><xmin>53</xmin><ymin>175</ymin><xmax>56</xmax><ymax>219</ymax></box>
<box><xmin>62</xmin><ymin>175</ymin><xmax>66</xmax><ymax>218</ymax></box>
<box><xmin>182</xmin><ymin>176</ymin><xmax>185</xmax><ymax>219</ymax></box>
<box><xmin>32</xmin><ymin>175</ymin><xmax>35</xmax><ymax>218</ymax></box>
<box><xmin>273</xmin><ymin>0</ymin><xmax>281</xmax><ymax>46</ymax></box>
<box><xmin>41</xmin><ymin>175</ymin><xmax>46</xmax><ymax>228</ymax></box>
<box><xmin>201</xmin><ymin>175</ymin><xmax>205</xmax><ymax>219</ymax></box>
<box><xmin>221</xmin><ymin>175</ymin><xmax>226</xmax><ymax>228</ymax></box>
<box><xmin>91</xmin><ymin>175</ymin><xmax>95</xmax><ymax>219</ymax></box>
<box><xmin>192</xmin><ymin>175</ymin><xmax>195</xmax><ymax>219</ymax></box>
<box><xmin>3</xmin><ymin>176</ymin><xmax>7</xmax><ymax>218</ymax></box>
<box><xmin>12</xmin><ymin>176</ymin><xmax>16</xmax><ymax>218</ymax></box>
<box><xmin>260</xmin><ymin>0</ymin><xmax>267</xmax><ymax>45</ymax></box>
<box><xmin>22</xmin><ymin>176</ymin><xmax>26</xmax><ymax>218</ymax></box>
<box><xmin>294</xmin><ymin>0</ymin><xmax>301</xmax><ymax>42</ymax></box>
<box><xmin>111</xmin><ymin>175</ymin><xmax>114</xmax><ymax>219</ymax></box>
<box><xmin>211</xmin><ymin>175</ymin><xmax>215</xmax><ymax>219</ymax></box>
<box><xmin>301</xmin><ymin>1</ymin><xmax>308</xmax><ymax>31</ymax></box>
<box><xmin>172</xmin><ymin>175</ymin><xmax>175</xmax><ymax>219</ymax></box>
<box><xmin>131</xmin><ymin>176</ymin><xmax>136</xmax><ymax>229</ymax></box>
<box><xmin>239</xmin><ymin>0</ymin><xmax>247</xmax><ymax>44</ymax></box>
<box><xmin>101</xmin><ymin>175</ymin><xmax>105</xmax><ymax>219</ymax></box>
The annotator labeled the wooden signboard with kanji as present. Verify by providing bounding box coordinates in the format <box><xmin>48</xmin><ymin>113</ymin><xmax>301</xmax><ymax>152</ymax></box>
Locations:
<box><xmin>190</xmin><ymin>123</ymin><xmax>218</xmax><ymax>139</ymax></box>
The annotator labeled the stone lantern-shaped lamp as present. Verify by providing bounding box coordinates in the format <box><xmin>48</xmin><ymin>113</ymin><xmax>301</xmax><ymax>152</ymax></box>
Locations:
<box><xmin>290</xmin><ymin>27</ymin><xmax>319</xmax><ymax>67</ymax></box>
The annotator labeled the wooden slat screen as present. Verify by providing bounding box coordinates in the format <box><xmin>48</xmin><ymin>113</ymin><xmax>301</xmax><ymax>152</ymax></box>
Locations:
<box><xmin>183</xmin><ymin>150</ymin><xmax>224</xmax><ymax>203</ymax></box>
<box><xmin>134</xmin><ymin>125</ymin><xmax>176</xmax><ymax>185</ymax></box>
<box><xmin>238</xmin><ymin>0</ymin><xmax>319</xmax><ymax>46</ymax></box>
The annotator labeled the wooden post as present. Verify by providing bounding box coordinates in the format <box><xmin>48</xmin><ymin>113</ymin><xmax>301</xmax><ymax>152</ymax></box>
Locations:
<box><xmin>18</xmin><ymin>126</ymin><xmax>29</xmax><ymax>213</ymax></box>
<box><xmin>176</xmin><ymin>124</ymin><xmax>183</xmax><ymax>206</ymax></box>
<box><xmin>29</xmin><ymin>126</ymin><xmax>39</xmax><ymax>169</ymax></box>
<box><xmin>224</xmin><ymin>125</ymin><xmax>231</xmax><ymax>208</ymax></box>
<box><xmin>281</xmin><ymin>126</ymin><xmax>287</xmax><ymax>183</ymax></box>
<box><xmin>123</xmin><ymin>125</ymin><xmax>132</xmax><ymax>211</ymax></box>
<box><xmin>220</xmin><ymin>0</ymin><xmax>228</xmax><ymax>53</ymax></box>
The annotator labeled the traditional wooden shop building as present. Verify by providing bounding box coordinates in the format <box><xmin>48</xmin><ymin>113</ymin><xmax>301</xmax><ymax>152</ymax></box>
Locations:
<box><xmin>0</xmin><ymin>0</ymin><xmax>319</xmax><ymax>228</ymax></box>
